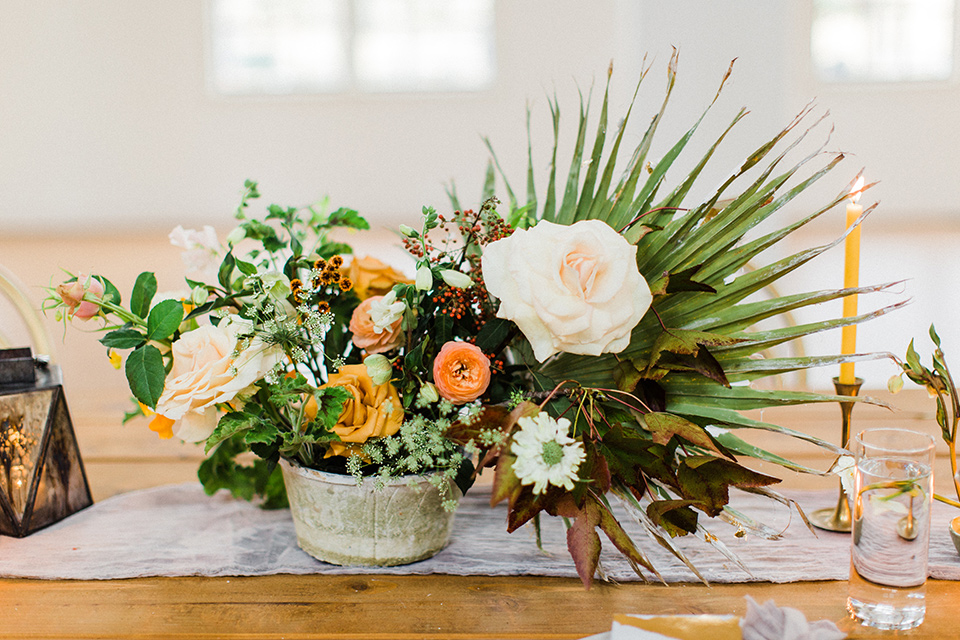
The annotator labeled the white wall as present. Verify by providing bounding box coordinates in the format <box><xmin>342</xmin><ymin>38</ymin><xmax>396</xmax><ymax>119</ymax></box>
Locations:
<box><xmin>5</xmin><ymin>2</ymin><xmax>956</xmax><ymax>230</ymax></box>
<box><xmin>1</xmin><ymin>0</ymin><xmax>629</xmax><ymax>234</ymax></box>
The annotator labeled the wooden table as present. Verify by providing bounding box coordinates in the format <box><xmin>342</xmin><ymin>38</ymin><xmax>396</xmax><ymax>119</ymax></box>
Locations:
<box><xmin>1</xmin><ymin>388</ymin><xmax>959</xmax><ymax>639</ymax></box>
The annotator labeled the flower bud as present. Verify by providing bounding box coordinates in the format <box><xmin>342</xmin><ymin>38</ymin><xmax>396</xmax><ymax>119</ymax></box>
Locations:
<box><xmin>56</xmin><ymin>274</ymin><xmax>104</xmax><ymax>320</ymax></box>
<box><xmin>398</xmin><ymin>224</ymin><xmax>417</xmax><ymax>238</ymax></box>
<box><xmin>418</xmin><ymin>382</ymin><xmax>439</xmax><ymax>404</ymax></box>
<box><xmin>887</xmin><ymin>374</ymin><xmax>904</xmax><ymax>394</ymax></box>
<box><xmin>439</xmin><ymin>269</ymin><xmax>473</xmax><ymax>289</ymax></box>
<box><xmin>363</xmin><ymin>354</ymin><xmax>393</xmax><ymax>386</ymax></box>
<box><xmin>415</xmin><ymin>265</ymin><xmax>433</xmax><ymax>291</ymax></box>
<box><xmin>226</xmin><ymin>226</ymin><xmax>246</xmax><ymax>246</ymax></box>
<box><xmin>191</xmin><ymin>286</ymin><xmax>209</xmax><ymax>306</ymax></box>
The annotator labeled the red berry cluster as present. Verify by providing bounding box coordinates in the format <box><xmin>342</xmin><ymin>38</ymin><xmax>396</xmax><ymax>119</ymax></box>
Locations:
<box><xmin>453</xmin><ymin>206</ymin><xmax>513</xmax><ymax>248</ymax></box>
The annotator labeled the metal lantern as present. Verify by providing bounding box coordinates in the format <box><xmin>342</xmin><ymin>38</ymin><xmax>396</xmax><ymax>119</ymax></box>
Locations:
<box><xmin>0</xmin><ymin>348</ymin><xmax>92</xmax><ymax>537</ymax></box>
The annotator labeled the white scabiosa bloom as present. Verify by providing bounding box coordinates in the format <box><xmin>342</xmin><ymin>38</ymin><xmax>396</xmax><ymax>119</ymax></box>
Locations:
<box><xmin>511</xmin><ymin>412</ymin><xmax>586</xmax><ymax>495</ymax></box>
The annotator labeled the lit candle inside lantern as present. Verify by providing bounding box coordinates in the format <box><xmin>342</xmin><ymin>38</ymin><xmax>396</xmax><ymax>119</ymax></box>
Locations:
<box><xmin>839</xmin><ymin>176</ymin><xmax>864</xmax><ymax>384</ymax></box>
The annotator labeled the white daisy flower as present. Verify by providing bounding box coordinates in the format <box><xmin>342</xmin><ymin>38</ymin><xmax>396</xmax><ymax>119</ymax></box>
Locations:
<box><xmin>510</xmin><ymin>412</ymin><xmax>586</xmax><ymax>495</ymax></box>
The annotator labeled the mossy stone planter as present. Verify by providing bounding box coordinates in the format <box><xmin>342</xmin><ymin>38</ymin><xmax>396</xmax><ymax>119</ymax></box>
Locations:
<box><xmin>279</xmin><ymin>458</ymin><xmax>460</xmax><ymax>566</ymax></box>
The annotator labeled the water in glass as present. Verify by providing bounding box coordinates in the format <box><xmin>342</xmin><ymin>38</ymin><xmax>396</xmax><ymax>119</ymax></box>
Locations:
<box><xmin>848</xmin><ymin>455</ymin><xmax>932</xmax><ymax>630</ymax></box>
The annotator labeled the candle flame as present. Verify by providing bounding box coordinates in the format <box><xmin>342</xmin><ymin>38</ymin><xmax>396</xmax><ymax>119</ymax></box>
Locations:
<box><xmin>851</xmin><ymin>176</ymin><xmax>865</xmax><ymax>205</ymax></box>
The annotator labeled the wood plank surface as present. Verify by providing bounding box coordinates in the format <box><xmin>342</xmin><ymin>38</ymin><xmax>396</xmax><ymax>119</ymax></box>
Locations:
<box><xmin>2</xmin><ymin>576</ymin><xmax>959</xmax><ymax>639</ymax></box>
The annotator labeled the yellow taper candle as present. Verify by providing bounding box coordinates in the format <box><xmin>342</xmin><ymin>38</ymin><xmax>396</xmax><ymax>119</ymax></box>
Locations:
<box><xmin>839</xmin><ymin>177</ymin><xmax>864</xmax><ymax>384</ymax></box>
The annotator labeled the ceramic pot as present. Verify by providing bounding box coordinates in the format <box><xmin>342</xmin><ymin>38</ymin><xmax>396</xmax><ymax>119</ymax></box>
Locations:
<box><xmin>279</xmin><ymin>458</ymin><xmax>460</xmax><ymax>566</ymax></box>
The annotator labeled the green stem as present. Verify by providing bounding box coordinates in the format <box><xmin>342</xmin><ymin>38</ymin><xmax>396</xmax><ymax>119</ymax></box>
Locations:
<box><xmin>92</xmin><ymin>296</ymin><xmax>147</xmax><ymax>329</ymax></box>
<box><xmin>942</xmin><ymin>363</ymin><xmax>960</xmax><ymax>502</ymax></box>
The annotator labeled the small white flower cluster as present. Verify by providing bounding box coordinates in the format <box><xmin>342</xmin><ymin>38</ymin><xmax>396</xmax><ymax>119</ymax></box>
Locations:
<box><xmin>347</xmin><ymin>412</ymin><xmax>467</xmax><ymax>511</ymax></box>
<box><xmin>456</xmin><ymin>402</ymin><xmax>483</xmax><ymax>425</ymax></box>
<box><xmin>438</xmin><ymin>399</ymin><xmax>455</xmax><ymax>415</ymax></box>
<box><xmin>476</xmin><ymin>428</ymin><xmax>506</xmax><ymax>447</ymax></box>
<box><xmin>298</xmin><ymin>304</ymin><xmax>334</xmax><ymax>337</ymax></box>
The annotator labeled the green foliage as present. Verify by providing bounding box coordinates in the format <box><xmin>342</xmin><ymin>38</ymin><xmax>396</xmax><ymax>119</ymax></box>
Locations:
<box><xmin>891</xmin><ymin>325</ymin><xmax>960</xmax><ymax>507</ymax></box>
<box><xmin>124</xmin><ymin>344</ymin><xmax>166</xmax><ymax>408</ymax></box>
<box><xmin>145</xmin><ymin>300</ymin><xmax>184</xmax><ymax>342</ymax></box>
<box><xmin>129</xmin><ymin>272</ymin><xmax>157</xmax><ymax>318</ymax></box>
<box><xmin>328</xmin><ymin>207</ymin><xmax>369</xmax><ymax>230</ymax></box>
<box><xmin>94</xmin><ymin>275</ymin><xmax>122</xmax><ymax>307</ymax></box>
<box><xmin>100</xmin><ymin>329</ymin><xmax>146</xmax><ymax>349</ymax></box>
<box><xmin>199</xmin><ymin>434</ymin><xmax>288</xmax><ymax>509</ymax></box>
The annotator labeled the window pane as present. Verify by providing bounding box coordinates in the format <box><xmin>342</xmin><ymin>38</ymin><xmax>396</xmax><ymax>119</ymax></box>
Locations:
<box><xmin>208</xmin><ymin>0</ymin><xmax>349</xmax><ymax>95</ymax></box>
<box><xmin>812</xmin><ymin>0</ymin><xmax>955</xmax><ymax>82</ymax></box>
<box><xmin>354</xmin><ymin>0</ymin><xmax>496</xmax><ymax>92</ymax></box>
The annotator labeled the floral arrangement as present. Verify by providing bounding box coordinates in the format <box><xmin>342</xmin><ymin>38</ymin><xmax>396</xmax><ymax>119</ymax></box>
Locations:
<box><xmin>47</xmin><ymin>59</ymin><xmax>902</xmax><ymax>586</ymax></box>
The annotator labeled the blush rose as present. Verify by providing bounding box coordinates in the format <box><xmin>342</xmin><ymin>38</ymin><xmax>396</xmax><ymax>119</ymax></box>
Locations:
<box><xmin>480</xmin><ymin>219</ymin><xmax>652</xmax><ymax>362</ymax></box>
<box><xmin>348</xmin><ymin>293</ymin><xmax>405</xmax><ymax>354</ymax></box>
<box><xmin>432</xmin><ymin>341</ymin><xmax>491</xmax><ymax>404</ymax></box>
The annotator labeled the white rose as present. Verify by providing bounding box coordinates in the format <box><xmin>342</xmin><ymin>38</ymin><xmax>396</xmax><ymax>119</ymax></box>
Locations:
<box><xmin>481</xmin><ymin>219</ymin><xmax>652</xmax><ymax>362</ymax></box>
<box><xmin>155</xmin><ymin>316</ymin><xmax>284</xmax><ymax>442</ymax></box>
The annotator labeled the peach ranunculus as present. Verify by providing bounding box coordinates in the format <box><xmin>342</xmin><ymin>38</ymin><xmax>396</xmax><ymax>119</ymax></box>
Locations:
<box><xmin>56</xmin><ymin>274</ymin><xmax>105</xmax><ymax>320</ymax></box>
<box><xmin>346</xmin><ymin>255</ymin><xmax>412</xmax><ymax>300</ymax></box>
<box><xmin>348</xmin><ymin>292</ymin><xmax>405</xmax><ymax>354</ymax></box>
<box><xmin>432</xmin><ymin>341</ymin><xmax>491</xmax><ymax>404</ymax></box>
<box><xmin>480</xmin><ymin>219</ymin><xmax>652</xmax><ymax>362</ymax></box>
<box><xmin>319</xmin><ymin>364</ymin><xmax>403</xmax><ymax>458</ymax></box>
<box><xmin>154</xmin><ymin>316</ymin><xmax>284</xmax><ymax>442</ymax></box>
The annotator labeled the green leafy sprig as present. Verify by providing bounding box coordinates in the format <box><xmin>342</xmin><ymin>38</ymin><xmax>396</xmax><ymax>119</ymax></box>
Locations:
<box><xmin>890</xmin><ymin>324</ymin><xmax>960</xmax><ymax>508</ymax></box>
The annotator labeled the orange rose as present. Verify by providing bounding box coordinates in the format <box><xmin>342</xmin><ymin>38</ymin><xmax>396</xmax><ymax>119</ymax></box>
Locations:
<box><xmin>349</xmin><ymin>295</ymin><xmax>405</xmax><ymax>354</ymax></box>
<box><xmin>320</xmin><ymin>364</ymin><xmax>403</xmax><ymax>458</ymax></box>
<box><xmin>346</xmin><ymin>256</ymin><xmax>412</xmax><ymax>300</ymax></box>
<box><xmin>432</xmin><ymin>341</ymin><xmax>491</xmax><ymax>404</ymax></box>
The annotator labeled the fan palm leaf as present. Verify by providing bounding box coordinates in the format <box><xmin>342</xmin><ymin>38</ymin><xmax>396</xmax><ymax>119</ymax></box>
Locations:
<box><xmin>480</xmin><ymin>54</ymin><xmax>898</xmax><ymax>585</ymax></box>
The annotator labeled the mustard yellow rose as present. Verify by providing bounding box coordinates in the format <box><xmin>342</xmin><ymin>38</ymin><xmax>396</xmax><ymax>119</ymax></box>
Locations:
<box><xmin>320</xmin><ymin>364</ymin><xmax>403</xmax><ymax>457</ymax></box>
<box><xmin>346</xmin><ymin>256</ymin><xmax>412</xmax><ymax>300</ymax></box>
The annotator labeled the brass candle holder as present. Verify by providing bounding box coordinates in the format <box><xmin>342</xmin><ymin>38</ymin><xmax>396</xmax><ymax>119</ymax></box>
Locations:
<box><xmin>809</xmin><ymin>376</ymin><xmax>863</xmax><ymax>533</ymax></box>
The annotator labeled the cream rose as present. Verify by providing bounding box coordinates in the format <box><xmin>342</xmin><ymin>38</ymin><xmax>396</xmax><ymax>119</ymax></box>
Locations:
<box><xmin>155</xmin><ymin>317</ymin><xmax>284</xmax><ymax>442</ymax></box>
<box><xmin>481</xmin><ymin>219</ymin><xmax>651</xmax><ymax>362</ymax></box>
